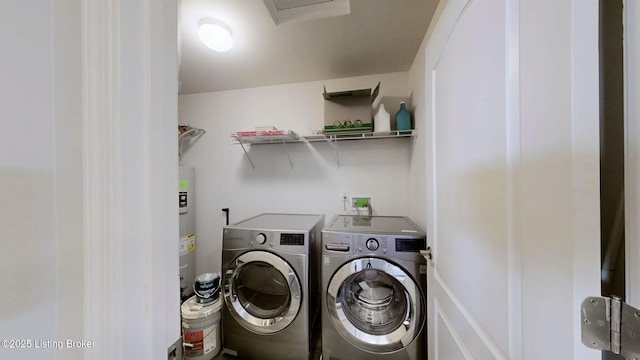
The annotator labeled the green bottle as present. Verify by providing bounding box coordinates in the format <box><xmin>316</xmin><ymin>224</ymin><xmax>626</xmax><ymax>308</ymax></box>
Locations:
<box><xmin>395</xmin><ymin>102</ymin><xmax>411</xmax><ymax>130</ymax></box>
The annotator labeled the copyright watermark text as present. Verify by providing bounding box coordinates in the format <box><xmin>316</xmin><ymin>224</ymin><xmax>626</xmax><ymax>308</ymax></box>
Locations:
<box><xmin>1</xmin><ymin>339</ymin><xmax>94</xmax><ymax>350</ymax></box>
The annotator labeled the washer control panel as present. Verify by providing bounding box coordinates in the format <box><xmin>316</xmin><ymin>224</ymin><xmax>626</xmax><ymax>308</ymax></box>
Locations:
<box><xmin>355</xmin><ymin>235</ymin><xmax>389</xmax><ymax>254</ymax></box>
<box><xmin>365</xmin><ymin>238</ymin><xmax>379</xmax><ymax>251</ymax></box>
<box><xmin>322</xmin><ymin>232</ymin><xmax>426</xmax><ymax>260</ymax></box>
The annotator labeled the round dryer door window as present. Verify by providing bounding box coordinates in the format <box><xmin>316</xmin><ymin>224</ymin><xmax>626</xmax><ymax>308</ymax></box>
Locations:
<box><xmin>224</xmin><ymin>251</ymin><xmax>301</xmax><ymax>334</ymax></box>
<box><xmin>326</xmin><ymin>257</ymin><xmax>425</xmax><ymax>353</ymax></box>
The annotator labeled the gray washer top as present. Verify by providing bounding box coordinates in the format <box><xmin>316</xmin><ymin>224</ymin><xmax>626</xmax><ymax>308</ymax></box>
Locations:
<box><xmin>324</xmin><ymin>215</ymin><xmax>425</xmax><ymax>236</ymax></box>
<box><xmin>227</xmin><ymin>213</ymin><xmax>324</xmax><ymax>232</ymax></box>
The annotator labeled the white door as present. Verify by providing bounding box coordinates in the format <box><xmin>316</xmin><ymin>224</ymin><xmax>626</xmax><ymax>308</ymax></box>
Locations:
<box><xmin>422</xmin><ymin>0</ymin><xmax>600</xmax><ymax>359</ymax></box>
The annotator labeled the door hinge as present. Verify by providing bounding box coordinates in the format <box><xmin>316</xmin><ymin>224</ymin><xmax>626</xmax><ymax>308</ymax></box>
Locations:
<box><xmin>581</xmin><ymin>296</ymin><xmax>640</xmax><ymax>359</ymax></box>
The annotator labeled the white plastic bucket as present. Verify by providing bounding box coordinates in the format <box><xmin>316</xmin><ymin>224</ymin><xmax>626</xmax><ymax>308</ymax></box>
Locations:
<box><xmin>181</xmin><ymin>295</ymin><xmax>222</xmax><ymax>360</ymax></box>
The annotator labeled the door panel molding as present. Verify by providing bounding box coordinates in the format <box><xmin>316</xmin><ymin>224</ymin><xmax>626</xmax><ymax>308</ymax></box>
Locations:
<box><xmin>434</xmin><ymin>273</ymin><xmax>509</xmax><ymax>359</ymax></box>
<box><xmin>435</xmin><ymin>306</ymin><xmax>470</xmax><ymax>359</ymax></box>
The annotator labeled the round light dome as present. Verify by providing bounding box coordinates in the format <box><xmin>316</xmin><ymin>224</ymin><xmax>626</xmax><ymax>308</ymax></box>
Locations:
<box><xmin>198</xmin><ymin>20</ymin><xmax>233</xmax><ymax>52</ymax></box>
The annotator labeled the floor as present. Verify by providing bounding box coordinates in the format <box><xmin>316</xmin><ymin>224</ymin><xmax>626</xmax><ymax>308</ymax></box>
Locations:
<box><xmin>208</xmin><ymin>342</ymin><xmax>321</xmax><ymax>360</ymax></box>
<box><xmin>209</xmin><ymin>348</ymin><xmax>322</xmax><ymax>360</ymax></box>
<box><xmin>211</xmin><ymin>352</ymin><xmax>240</xmax><ymax>360</ymax></box>
<box><xmin>204</xmin><ymin>307</ymin><xmax>323</xmax><ymax>360</ymax></box>
<box><xmin>208</xmin><ymin>322</ymin><xmax>322</xmax><ymax>360</ymax></box>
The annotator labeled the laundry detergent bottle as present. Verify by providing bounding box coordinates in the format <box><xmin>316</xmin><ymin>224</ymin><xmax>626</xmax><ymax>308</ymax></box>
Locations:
<box><xmin>374</xmin><ymin>104</ymin><xmax>391</xmax><ymax>132</ymax></box>
<box><xmin>395</xmin><ymin>101</ymin><xmax>411</xmax><ymax>130</ymax></box>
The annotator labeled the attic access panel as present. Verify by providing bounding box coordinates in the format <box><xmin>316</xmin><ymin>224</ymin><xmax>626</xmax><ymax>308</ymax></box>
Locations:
<box><xmin>263</xmin><ymin>0</ymin><xmax>350</xmax><ymax>25</ymax></box>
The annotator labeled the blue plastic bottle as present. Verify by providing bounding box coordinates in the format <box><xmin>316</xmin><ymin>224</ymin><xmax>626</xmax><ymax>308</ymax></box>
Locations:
<box><xmin>395</xmin><ymin>102</ymin><xmax>411</xmax><ymax>130</ymax></box>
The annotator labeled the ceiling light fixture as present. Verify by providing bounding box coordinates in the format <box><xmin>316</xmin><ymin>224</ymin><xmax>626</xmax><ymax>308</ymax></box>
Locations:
<box><xmin>198</xmin><ymin>19</ymin><xmax>233</xmax><ymax>52</ymax></box>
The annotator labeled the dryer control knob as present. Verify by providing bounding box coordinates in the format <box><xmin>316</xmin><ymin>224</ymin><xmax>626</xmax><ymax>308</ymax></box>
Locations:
<box><xmin>256</xmin><ymin>233</ymin><xmax>267</xmax><ymax>245</ymax></box>
<box><xmin>366</xmin><ymin>238</ymin><xmax>379</xmax><ymax>251</ymax></box>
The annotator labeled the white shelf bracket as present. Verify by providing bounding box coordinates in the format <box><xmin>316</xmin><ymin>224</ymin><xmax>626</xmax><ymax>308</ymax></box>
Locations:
<box><xmin>238</xmin><ymin>141</ymin><xmax>256</xmax><ymax>170</ymax></box>
<box><xmin>281</xmin><ymin>140</ymin><xmax>294</xmax><ymax>170</ymax></box>
<box><xmin>316</xmin><ymin>135</ymin><xmax>340</xmax><ymax>168</ymax></box>
<box><xmin>331</xmin><ymin>137</ymin><xmax>340</xmax><ymax>168</ymax></box>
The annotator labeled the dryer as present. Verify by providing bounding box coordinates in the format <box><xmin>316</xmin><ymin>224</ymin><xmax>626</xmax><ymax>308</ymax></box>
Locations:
<box><xmin>221</xmin><ymin>213</ymin><xmax>324</xmax><ymax>360</ymax></box>
<box><xmin>321</xmin><ymin>215</ymin><xmax>427</xmax><ymax>360</ymax></box>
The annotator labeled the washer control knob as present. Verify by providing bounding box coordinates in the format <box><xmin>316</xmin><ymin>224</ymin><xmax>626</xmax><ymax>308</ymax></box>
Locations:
<box><xmin>366</xmin><ymin>238</ymin><xmax>379</xmax><ymax>251</ymax></box>
<box><xmin>256</xmin><ymin>233</ymin><xmax>267</xmax><ymax>245</ymax></box>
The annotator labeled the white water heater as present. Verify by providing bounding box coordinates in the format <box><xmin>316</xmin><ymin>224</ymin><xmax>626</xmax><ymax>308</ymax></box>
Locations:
<box><xmin>179</xmin><ymin>167</ymin><xmax>197</xmax><ymax>301</ymax></box>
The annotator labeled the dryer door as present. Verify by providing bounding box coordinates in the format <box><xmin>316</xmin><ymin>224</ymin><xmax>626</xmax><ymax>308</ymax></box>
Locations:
<box><xmin>224</xmin><ymin>250</ymin><xmax>301</xmax><ymax>334</ymax></box>
<box><xmin>326</xmin><ymin>257</ymin><xmax>425</xmax><ymax>353</ymax></box>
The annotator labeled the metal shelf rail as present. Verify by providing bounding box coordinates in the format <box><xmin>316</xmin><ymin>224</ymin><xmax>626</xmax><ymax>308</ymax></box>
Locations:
<box><xmin>231</xmin><ymin>130</ymin><xmax>415</xmax><ymax>169</ymax></box>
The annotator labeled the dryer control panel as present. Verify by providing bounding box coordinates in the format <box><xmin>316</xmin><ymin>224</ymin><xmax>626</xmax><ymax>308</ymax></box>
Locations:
<box><xmin>250</xmin><ymin>232</ymin><xmax>305</xmax><ymax>246</ymax></box>
<box><xmin>224</xmin><ymin>228</ymin><xmax>310</xmax><ymax>252</ymax></box>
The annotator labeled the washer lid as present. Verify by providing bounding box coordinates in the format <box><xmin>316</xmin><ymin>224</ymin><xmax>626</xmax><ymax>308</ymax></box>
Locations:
<box><xmin>325</xmin><ymin>215</ymin><xmax>425</xmax><ymax>236</ymax></box>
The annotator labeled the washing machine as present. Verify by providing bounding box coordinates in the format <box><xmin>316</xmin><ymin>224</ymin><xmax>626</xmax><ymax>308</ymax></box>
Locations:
<box><xmin>321</xmin><ymin>215</ymin><xmax>427</xmax><ymax>360</ymax></box>
<box><xmin>221</xmin><ymin>213</ymin><xmax>324</xmax><ymax>360</ymax></box>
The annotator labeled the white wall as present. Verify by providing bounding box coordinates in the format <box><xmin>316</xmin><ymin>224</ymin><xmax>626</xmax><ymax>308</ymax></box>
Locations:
<box><xmin>0</xmin><ymin>1</ymin><xmax>84</xmax><ymax>359</ymax></box>
<box><xmin>178</xmin><ymin>72</ymin><xmax>417</xmax><ymax>275</ymax></box>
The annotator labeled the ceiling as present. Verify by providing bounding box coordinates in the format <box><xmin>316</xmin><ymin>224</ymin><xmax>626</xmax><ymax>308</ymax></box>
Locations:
<box><xmin>179</xmin><ymin>0</ymin><xmax>438</xmax><ymax>95</ymax></box>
